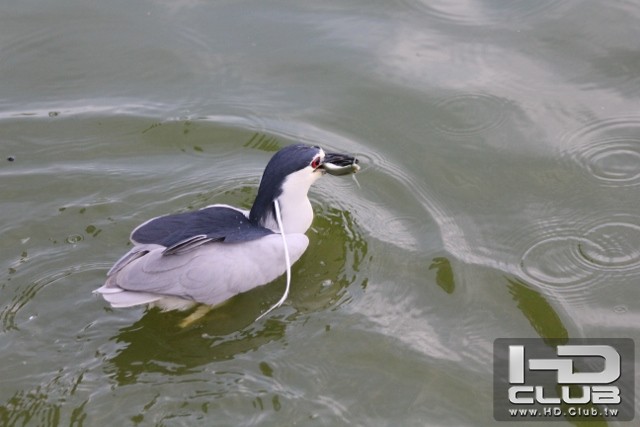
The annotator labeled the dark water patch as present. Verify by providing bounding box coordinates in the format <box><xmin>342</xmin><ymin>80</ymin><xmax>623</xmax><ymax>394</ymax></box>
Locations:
<box><xmin>243</xmin><ymin>133</ymin><xmax>283</xmax><ymax>152</ymax></box>
<box><xmin>291</xmin><ymin>208</ymin><xmax>368</xmax><ymax>314</ymax></box>
<box><xmin>507</xmin><ymin>277</ymin><xmax>568</xmax><ymax>341</ymax></box>
<box><xmin>105</xmin><ymin>309</ymin><xmax>288</xmax><ymax>385</ymax></box>
<box><xmin>429</xmin><ymin>256</ymin><xmax>455</xmax><ymax>294</ymax></box>
<box><xmin>0</xmin><ymin>360</ymin><xmax>92</xmax><ymax>427</ymax></box>
<box><xmin>581</xmin><ymin>48</ymin><xmax>640</xmax><ymax>98</ymax></box>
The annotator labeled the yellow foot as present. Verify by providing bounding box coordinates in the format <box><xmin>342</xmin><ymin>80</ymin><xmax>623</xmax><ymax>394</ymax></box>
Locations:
<box><xmin>179</xmin><ymin>304</ymin><xmax>214</xmax><ymax>328</ymax></box>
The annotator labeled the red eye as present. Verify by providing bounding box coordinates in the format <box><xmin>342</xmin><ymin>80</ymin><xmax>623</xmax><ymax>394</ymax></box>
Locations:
<box><xmin>311</xmin><ymin>157</ymin><xmax>321</xmax><ymax>169</ymax></box>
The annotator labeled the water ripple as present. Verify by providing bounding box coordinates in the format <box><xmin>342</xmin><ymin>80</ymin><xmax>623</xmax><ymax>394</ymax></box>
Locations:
<box><xmin>399</xmin><ymin>0</ymin><xmax>574</xmax><ymax>26</ymax></box>
<box><xmin>562</xmin><ymin>116</ymin><xmax>640</xmax><ymax>187</ymax></box>
<box><xmin>340</xmin><ymin>148</ymin><xmax>443</xmax><ymax>252</ymax></box>
<box><xmin>520</xmin><ymin>234</ymin><xmax>595</xmax><ymax>288</ymax></box>
<box><xmin>433</xmin><ymin>92</ymin><xmax>508</xmax><ymax>135</ymax></box>
<box><xmin>1</xmin><ymin>270</ymin><xmax>66</xmax><ymax>331</ymax></box>
<box><xmin>580</xmin><ymin>219</ymin><xmax>640</xmax><ymax>271</ymax></box>
<box><xmin>0</xmin><ymin>367</ymin><xmax>89</xmax><ymax>426</ymax></box>
<box><xmin>514</xmin><ymin>214</ymin><xmax>640</xmax><ymax>298</ymax></box>
<box><xmin>1</xmin><ymin>262</ymin><xmax>107</xmax><ymax>331</ymax></box>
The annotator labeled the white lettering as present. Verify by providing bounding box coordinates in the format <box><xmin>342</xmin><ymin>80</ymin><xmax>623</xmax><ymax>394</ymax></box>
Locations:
<box><xmin>562</xmin><ymin>385</ymin><xmax>590</xmax><ymax>404</ymax></box>
<box><xmin>592</xmin><ymin>386</ymin><xmax>620</xmax><ymax>404</ymax></box>
<box><xmin>535</xmin><ymin>386</ymin><xmax>560</xmax><ymax>404</ymax></box>
<box><xmin>526</xmin><ymin>345</ymin><xmax>620</xmax><ymax>384</ymax></box>
<box><xmin>508</xmin><ymin>386</ymin><xmax>534</xmax><ymax>404</ymax></box>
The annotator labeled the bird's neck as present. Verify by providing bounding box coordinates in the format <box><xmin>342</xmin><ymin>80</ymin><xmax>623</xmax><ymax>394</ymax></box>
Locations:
<box><xmin>272</xmin><ymin>188</ymin><xmax>314</xmax><ymax>234</ymax></box>
<box><xmin>250</xmin><ymin>169</ymin><xmax>318</xmax><ymax>234</ymax></box>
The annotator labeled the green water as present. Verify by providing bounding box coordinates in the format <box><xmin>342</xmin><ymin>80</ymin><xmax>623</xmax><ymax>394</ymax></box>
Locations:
<box><xmin>2</xmin><ymin>0</ymin><xmax>639</xmax><ymax>426</ymax></box>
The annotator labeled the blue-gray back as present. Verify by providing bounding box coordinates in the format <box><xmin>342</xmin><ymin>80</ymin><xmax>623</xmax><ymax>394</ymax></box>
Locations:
<box><xmin>131</xmin><ymin>206</ymin><xmax>274</xmax><ymax>248</ymax></box>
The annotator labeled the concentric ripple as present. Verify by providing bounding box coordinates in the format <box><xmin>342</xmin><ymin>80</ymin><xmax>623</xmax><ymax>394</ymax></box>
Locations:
<box><xmin>516</xmin><ymin>214</ymin><xmax>640</xmax><ymax>295</ymax></box>
<box><xmin>580</xmin><ymin>219</ymin><xmax>640</xmax><ymax>270</ymax></box>
<box><xmin>520</xmin><ymin>235</ymin><xmax>594</xmax><ymax>288</ymax></box>
<box><xmin>1</xmin><ymin>262</ymin><xmax>106</xmax><ymax>331</ymax></box>
<box><xmin>562</xmin><ymin>116</ymin><xmax>640</xmax><ymax>187</ymax></box>
<box><xmin>433</xmin><ymin>93</ymin><xmax>508</xmax><ymax>135</ymax></box>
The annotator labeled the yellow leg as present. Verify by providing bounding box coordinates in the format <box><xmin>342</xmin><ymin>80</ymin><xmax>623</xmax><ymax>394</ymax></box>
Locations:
<box><xmin>179</xmin><ymin>304</ymin><xmax>214</xmax><ymax>328</ymax></box>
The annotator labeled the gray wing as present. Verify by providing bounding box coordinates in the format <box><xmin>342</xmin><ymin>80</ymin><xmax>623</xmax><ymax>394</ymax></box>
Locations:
<box><xmin>106</xmin><ymin>244</ymin><xmax>160</xmax><ymax>276</ymax></box>
<box><xmin>96</xmin><ymin>234</ymin><xmax>309</xmax><ymax>308</ymax></box>
<box><xmin>130</xmin><ymin>205</ymin><xmax>273</xmax><ymax>249</ymax></box>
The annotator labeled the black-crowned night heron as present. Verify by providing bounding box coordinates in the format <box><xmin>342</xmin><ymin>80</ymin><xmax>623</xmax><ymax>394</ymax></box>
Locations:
<box><xmin>95</xmin><ymin>144</ymin><xmax>360</xmax><ymax>317</ymax></box>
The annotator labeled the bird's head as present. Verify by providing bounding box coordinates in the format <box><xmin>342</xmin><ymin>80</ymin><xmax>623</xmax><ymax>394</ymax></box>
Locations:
<box><xmin>249</xmin><ymin>144</ymin><xmax>359</xmax><ymax>231</ymax></box>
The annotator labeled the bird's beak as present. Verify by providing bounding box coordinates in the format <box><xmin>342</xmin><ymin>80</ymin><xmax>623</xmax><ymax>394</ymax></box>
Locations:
<box><xmin>320</xmin><ymin>152</ymin><xmax>361</xmax><ymax>176</ymax></box>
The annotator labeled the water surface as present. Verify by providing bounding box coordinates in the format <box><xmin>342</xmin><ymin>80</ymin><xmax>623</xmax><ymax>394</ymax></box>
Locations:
<box><xmin>2</xmin><ymin>0</ymin><xmax>640</xmax><ymax>425</ymax></box>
